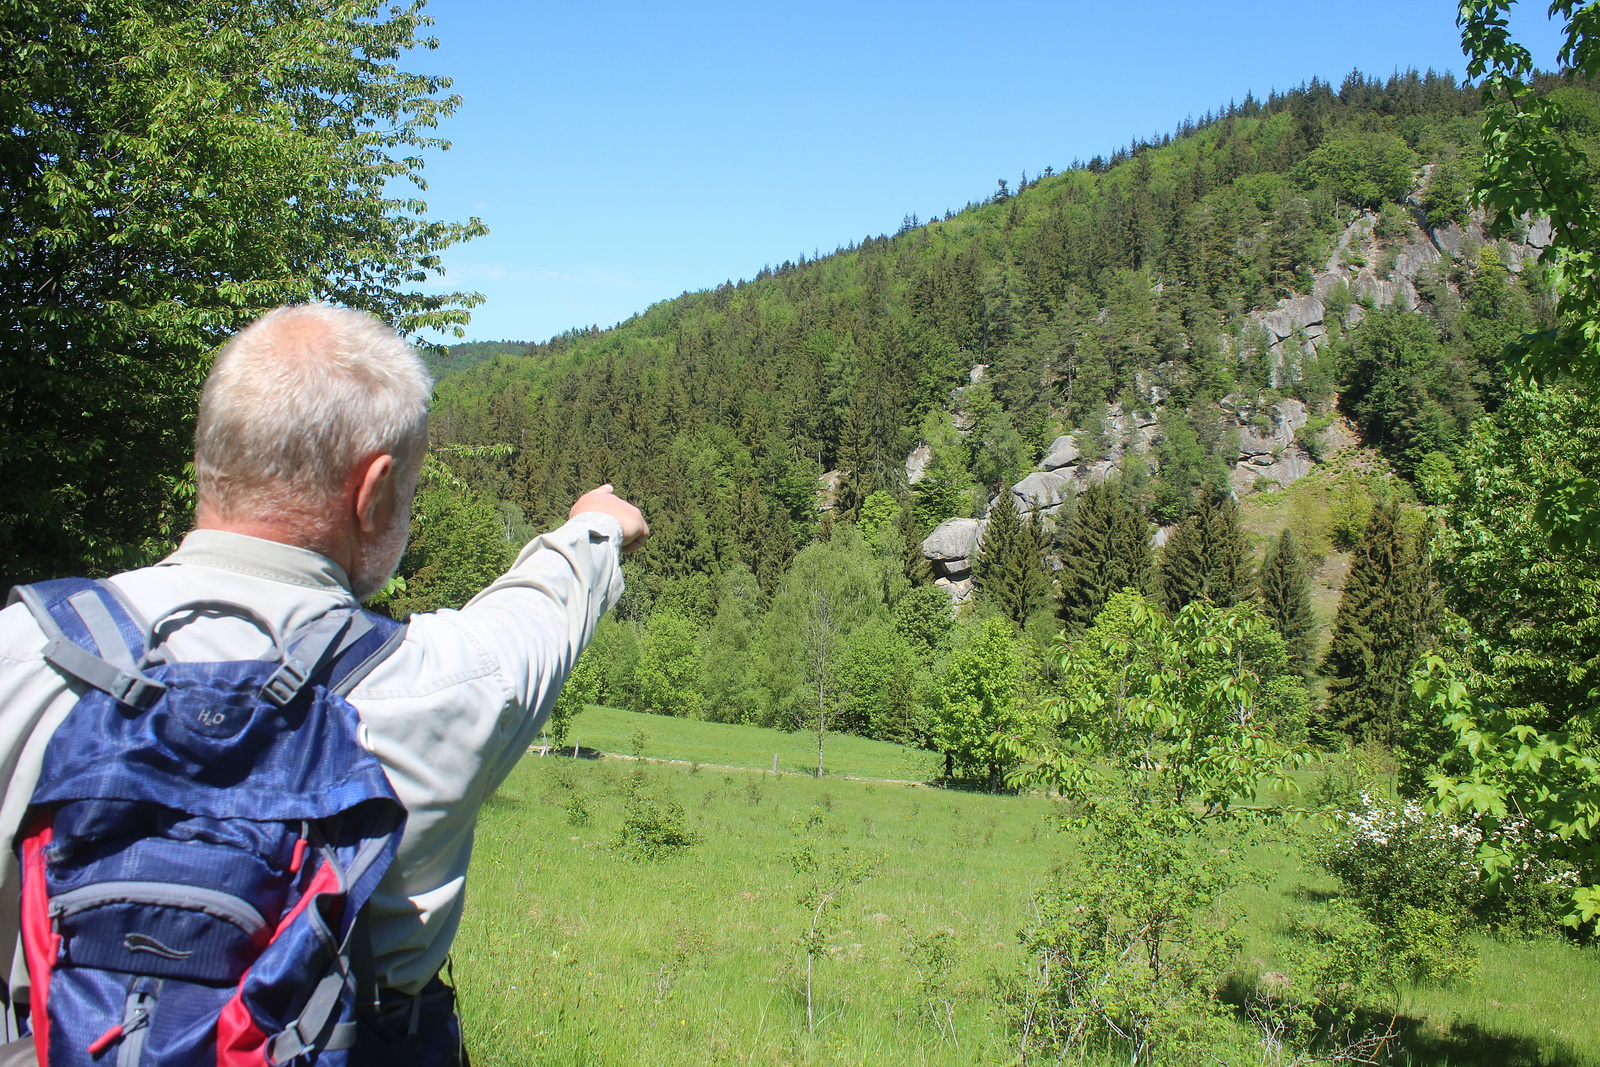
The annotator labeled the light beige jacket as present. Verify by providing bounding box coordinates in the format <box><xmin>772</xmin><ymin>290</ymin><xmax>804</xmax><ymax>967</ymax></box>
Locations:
<box><xmin>0</xmin><ymin>516</ymin><xmax>624</xmax><ymax>1024</ymax></box>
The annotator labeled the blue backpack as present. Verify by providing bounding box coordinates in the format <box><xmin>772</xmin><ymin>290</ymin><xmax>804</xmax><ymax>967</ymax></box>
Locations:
<box><xmin>8</xmin><ymin>578</ymin><xmax>408</xmax><ymax>1066</ymax></box>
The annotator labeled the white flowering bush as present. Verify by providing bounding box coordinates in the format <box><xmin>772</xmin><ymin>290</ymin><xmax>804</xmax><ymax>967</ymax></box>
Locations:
<box><xmin>1318</xmin><ymin>793</ymin><xmax>1577</xmax><ymax>948</ymax></box>
<box><xmin>1477</xmin><ymin>815</ymin><xmax>1581</xmax><ymax>937</ymax></box>
<box><xmin>1320</xmin><ymin>793</ymin><xmax>1482</xmax><ymax>916</ymax></box>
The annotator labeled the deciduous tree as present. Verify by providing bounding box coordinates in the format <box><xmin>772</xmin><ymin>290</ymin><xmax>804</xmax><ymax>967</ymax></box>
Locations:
<box><xmin>0</xmin><ymin>0</ymin><xmax>485</xmax><ymax>585</ymax></box>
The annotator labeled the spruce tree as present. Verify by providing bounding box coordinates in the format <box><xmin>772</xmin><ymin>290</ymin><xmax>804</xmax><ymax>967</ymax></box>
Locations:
<box><xmin>1056</xmin><ymin>481</ymin><xmax>1153</xmax><ymax>631</ymax></box>
<box><xmin>1259</xmin><ymin>528</ymin><xmax>1317</xmax><ymax>677</ymax></box>
<box><xmin>896</xmin><ymin>501</ymin><xmax>934</xmax><ymax>586</ymax></box>
<box><xmin>972</xmin><ymin>492</ymin><xmax>1047</xmax><ymax>626</ymax></box>
<box><xmin>1160</xmin><ymin>491</ymin><xmax>1253</xmax><ymax>611</ymax></box>
<box><xmin>1321</xmin><ymin>500</ymin><xmax>1439</xmax><ymax>745</ymax></box>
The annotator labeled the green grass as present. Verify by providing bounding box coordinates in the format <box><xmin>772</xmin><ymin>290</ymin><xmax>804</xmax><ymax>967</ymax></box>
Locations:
<box><xmin>559</xmin><ymin>704</ymin><xmax>945</xmax><ymax>781</ymax></box>
<box><xmin>457</xmin><ymin>751</ymin><xmax>1059</xmax><ymax>1065</ymax></box>
<box><xmin>455</xmin><ymin>716</ymin><xmax>1600</xmax><ymax>1066</ymax></box>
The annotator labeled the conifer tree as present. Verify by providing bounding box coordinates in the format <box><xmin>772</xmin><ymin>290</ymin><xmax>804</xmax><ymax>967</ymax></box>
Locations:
<box><xmin>1321</xmin><ymin>500</ymin><xmax>1439</xmax><ymax>744</ymax></box>
<box><xmin>1160</xmin><ymin>491</ymin><xmax>1253</xmax><ymax>612</ymax></box>
<box><xmin>972</xmin><ymin>492</ymin><xmax>1047</xmax><ymax>626</ymax></box>
<box><xmin>1056</xmin><ymin>481</ymin><xmax>1153</xmax><ymax>632</ymax></box>
<box><xmin>896</xmin><ymin>502</ymin><xmax>934</xmax><ymax>585</ymax></box>
<box><xmin>1258</xmin><ymin>528</ymin><xmax>1317</xmax><ymax>677</ymax></box>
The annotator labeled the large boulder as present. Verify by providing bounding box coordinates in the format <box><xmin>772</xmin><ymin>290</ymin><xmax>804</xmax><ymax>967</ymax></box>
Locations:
<box><xmin>1237</xmin><ymin>429</ymin><xmax>1280</xmax><ymax>460</ymax></box>
<box><xmin>1039</xmin><ymin>434</ymin><xmax>1080</xmax><ymax>471</ymax></box>
<box><xmin>1010</xmin><ymin>471</ymin><xmax>1072</xmax><ymax>513</ymax></box>
<box><xmin>922</xmin><ymin>518</ymin><xmax>983</xmax><ymax>579</ymax></box>
<box><xmin>1080</xmin><ymin>459</ymin><xmax>1118</xmax><ymax>485</ymax></box>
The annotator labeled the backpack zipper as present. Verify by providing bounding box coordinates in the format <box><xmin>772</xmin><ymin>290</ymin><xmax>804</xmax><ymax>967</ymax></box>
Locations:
<box><xmin>51</xmin><ymin>881</ymin><xmax>268</xmax><ymax>942</ymax></box>
<box><xmin>85</xmin><ymin>983</ymin><xmax>157</xmax><ymax>1066</ymax></box>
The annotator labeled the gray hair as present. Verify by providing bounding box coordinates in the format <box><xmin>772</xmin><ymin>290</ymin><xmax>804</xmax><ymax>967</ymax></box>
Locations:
<box><xmin>195</xmin><ymin>305</ymin><xmax>433</xmax><ymax>519</ymax></box>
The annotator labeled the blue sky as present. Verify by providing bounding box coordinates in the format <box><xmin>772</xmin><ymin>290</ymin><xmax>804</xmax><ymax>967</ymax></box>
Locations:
<box><xmin>412</xmin><ymin>1</ymin><xmax>1568</xmax><ymax>344</ymax></box>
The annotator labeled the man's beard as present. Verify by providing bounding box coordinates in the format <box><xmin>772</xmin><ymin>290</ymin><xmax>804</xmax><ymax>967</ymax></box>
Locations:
<box><xmin>350</xmin><ymin>507</ymin><xmax>411</xmax><ymax>602</ymax></box>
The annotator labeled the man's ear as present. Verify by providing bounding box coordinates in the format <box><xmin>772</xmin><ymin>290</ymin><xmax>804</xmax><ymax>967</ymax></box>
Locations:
<box><xmin>353</xmin><ymin>454</ymin><xmax>397</xmax><ymax>535</ymax></box>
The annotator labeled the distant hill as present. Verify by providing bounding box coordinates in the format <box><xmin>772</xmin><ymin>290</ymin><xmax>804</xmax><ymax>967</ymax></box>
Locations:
<box><xmin>425</xmin><ymin>69</ymin><xmax>1585</xmax><ymax>553</ymax></box>
<box><xmin>423</xmin><ymin>340</ymin><xmax>530</xmax><ymax>380</ymax></box>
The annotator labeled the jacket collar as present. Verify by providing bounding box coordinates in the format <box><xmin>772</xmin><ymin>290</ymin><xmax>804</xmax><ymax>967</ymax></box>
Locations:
<box><xmin>161</xmin><ymin>529</ymin><xmax>354</xmax><ymax>595</ymax></box>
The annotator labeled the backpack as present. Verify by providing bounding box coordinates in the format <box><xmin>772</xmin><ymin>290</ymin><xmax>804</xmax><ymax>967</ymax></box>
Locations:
<box><xmin>8</xmin><ymin>578</ymin><xmax>409</xmax><ymax>1066</ymax></box>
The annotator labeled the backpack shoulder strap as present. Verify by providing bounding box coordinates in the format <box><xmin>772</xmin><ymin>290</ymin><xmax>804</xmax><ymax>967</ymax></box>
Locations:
<box><xmin>267</xmin><ymin>608</ymin><xmax>406</xmax><ymax>706</ymax></box>
<box><xmin>7</xmin><ymin>579</ymin><xmax>165</xmax><ymax>709</ymax></box>
<box><xmin>329</xmin><ymin>613</ymin><xmax>407</xmax><ymax>698</ymax></box>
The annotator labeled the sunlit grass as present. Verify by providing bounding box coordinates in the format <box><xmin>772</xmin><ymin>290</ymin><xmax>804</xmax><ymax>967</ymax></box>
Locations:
<box><xmin>556</xmin><ymin>704</ymin><xmax>945</xmax><ymax>781</ymax></box>
<box><xmin>455</xmin><ymin>719</ymin><xmax>1600</xmax><ymax>1066</ymax></box>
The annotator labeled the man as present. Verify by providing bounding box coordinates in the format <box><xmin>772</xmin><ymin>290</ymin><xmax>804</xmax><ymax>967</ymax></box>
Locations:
<box><xmin>0</xmin><ymin>305</ymin><xmax>648</xmax><ymax>1062</ymax></box>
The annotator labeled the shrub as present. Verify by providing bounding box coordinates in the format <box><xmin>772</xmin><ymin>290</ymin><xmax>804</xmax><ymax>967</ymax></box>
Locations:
<box><xmin>1295</xmin><ymin>414</ymin><xmax>1335</xmax><ymax>463</ymax></box>
<box><xmin>1315</xmin><ymin>794</ymin><xmax>1479</xmax><ymax>984</ymax></box>
<box><xmin>1318</xmin><ymin>793</ymin><xmax>1577</xmax><ymax>954</ymax></box>
<box><xmin>615</xmin><ymin>790</ymin><xmax>698</xmax><ymax>860</ymax></box>
<box><xmin>615</xmin><ymin>769</ymin><xmax>699</xmax><ymax>861</ymax></box>
<box><xmin>1007</xmin><ymin>805</ymin><xmax>1242</xmax><ymax>1065</ymax></box>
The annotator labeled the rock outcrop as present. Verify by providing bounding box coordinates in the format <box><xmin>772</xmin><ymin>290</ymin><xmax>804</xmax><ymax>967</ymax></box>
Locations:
<box><xmin>903</xmin><ymin>189</ymin><xmax>1559</xmax><ymax>559</ymax></box>
<box><xmin>921</xmin><ymin>517</ymin><xmax>984</xmax><ymax>583</ymax></box>
<box><xmin>1039</xmin><ymin>434</ymin><xmax>1080</xmax><ymax>471</ymax></box>
<box><xmin>1009</xmin><ymin>471</ymin><xmax>1072</xmax><ymax>515</ymax></box>
<box><xmin>1223</xmin><ymin>395</ymin><xmax>1311</xmax><ymax>493</ymax></box>
<box><xmin>904</xmin><ymin>442</ymin><xmax>931</xmax><ymax>484</ymax></box>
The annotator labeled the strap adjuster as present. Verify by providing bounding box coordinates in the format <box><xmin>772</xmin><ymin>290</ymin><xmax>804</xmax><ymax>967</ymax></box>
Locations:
<box><xmin>109</xmin><ymin>672</ymin><xmax>165</xmax><ymax>709</ymax></box>
<box><xmin>262</xmin><ymin>658</ymin><xmax>311</xmax><ymax>707</ymax></box>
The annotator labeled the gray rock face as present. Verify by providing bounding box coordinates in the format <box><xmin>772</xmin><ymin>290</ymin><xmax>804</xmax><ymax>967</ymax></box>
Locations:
<box><xmin>1227</xmin><ymin>398</ymin><xmax>1312</xmax><ymax>490</ymax></box>
<box><xmin>904</xmin><ymin>442</ymin><xmax>932</xmax><ymax>485</ymax></box>
<box><xmin>934</xmin><ymin>576</ymin><xmax>974</xmax><ymax>608</ymax></box>
<box><xmin>1324</xmin><ymin>214</ymin><xmax>1373</xmax><ymax>273</ymax></box>
<box><xmin>1040</xmin><ymin>434</ymin><xmax>1080</xmax><ymax>471</ymax></box>
<box><xmin>1104</xmin><ymin>404</ymin><xmax>1161</xmax><ymax>459</ymax></box>
<box><xmin>1351</xmin><ymin>270</ymin><xmax>1419</xmax><ymax>311</ymax></box>
<box><xmin>1259</xmin><ymin>294</ymin><xmax>1325</xmax><ymax>341</ymax></box>
<box><xmin>1313</xmin><ymin>272</ymin><xmax>1349</xmax><ymax>302</ymax></box>
<box><xmin>818</xmin><ymin>469</ymin><xmax>843</xmax><ymax>511</ymax></box>
<box><xmin>922</xmin><ymin>518</ymin><xmax>984</xmax><ymax>578</ymax></box>
<box><xmin>1392</xmin><ymin>239</ymin><xmax>1441</xmax><ymax>278</ymax></box>
<box><xmin>1432</xmin><ymin>221</ymin><xmax>1471</xmax><ymax>259</ymax></box>
<box><xmin>1011</xmin><ymin>471</ymin><xmax>1072</xmax><ymax>513</ymax></box>
<box><xmin>1276</xmin><ymin>398</ymin><xmax>1308</xmax><ymax>432</ymax></box>
<box><xmin>1527</xmin><ymin>216</ymin><xmax>1553</xmax><ymax>249</ymax></box>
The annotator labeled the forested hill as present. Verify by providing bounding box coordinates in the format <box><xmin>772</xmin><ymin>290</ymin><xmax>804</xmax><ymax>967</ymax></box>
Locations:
<box><xmin>419</xmin><ymin>69</ymin><xmax>1583</xmax><ymax>580</ymax></box>
<box><xmin>393</xmin><ymin>68</ymin><xmax>1597</xmax><ymax>756</ymax></box>
<box><xmin>426</xmin><ymin>340</ymin><xmax>531</xmax><ymax>380</ymax></box>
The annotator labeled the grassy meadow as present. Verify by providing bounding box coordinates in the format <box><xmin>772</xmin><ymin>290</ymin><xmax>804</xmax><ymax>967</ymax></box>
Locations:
<box><xmin>455</xmin><ymin>707</ymin><xmax>1600</xmax><ymax>1065</ymax></box>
